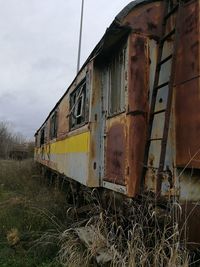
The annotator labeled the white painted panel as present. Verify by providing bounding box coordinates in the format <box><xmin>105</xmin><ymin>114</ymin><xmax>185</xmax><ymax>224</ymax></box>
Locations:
<box><xmin>50</xmin><ymin>153</ymin><xmax>89</xmax><ymax>185</ymax></box>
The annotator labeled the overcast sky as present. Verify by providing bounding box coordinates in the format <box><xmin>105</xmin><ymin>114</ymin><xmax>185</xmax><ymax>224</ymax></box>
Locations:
<box><xmin>0</xmin><ymin>0</ymin><xmax>132</xmax><ymax>139</ymax></box>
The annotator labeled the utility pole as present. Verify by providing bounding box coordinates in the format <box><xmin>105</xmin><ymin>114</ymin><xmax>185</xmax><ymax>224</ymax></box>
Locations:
<box><xmin>77</xmin><ymin>0</ymin><xmax>84</xmax><ymax>74</ymax></box>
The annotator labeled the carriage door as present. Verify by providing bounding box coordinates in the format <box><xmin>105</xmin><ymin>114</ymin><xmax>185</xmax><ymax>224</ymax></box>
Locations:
<box><xmin>101</xmin><ymin>43</ymin><xmax>128</xmax><ymax>192</ymax></box>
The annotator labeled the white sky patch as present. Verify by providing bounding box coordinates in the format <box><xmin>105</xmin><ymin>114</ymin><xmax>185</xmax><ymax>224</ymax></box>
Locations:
<box><xmin>0</xmin><ymin>0</ymin><xmax>132</xmax><ymax>139</ymax></box>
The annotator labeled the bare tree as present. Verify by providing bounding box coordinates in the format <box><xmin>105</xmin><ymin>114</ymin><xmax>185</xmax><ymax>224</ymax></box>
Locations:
<box><xmin>0</xmin><ymin>121</ymin><xmax>13</xmax><ymax>158</ymax></box>
<box><xmin>0</xmin><ymin>121</ymin><xmax>27</xmax><ymax>159</ymax></box>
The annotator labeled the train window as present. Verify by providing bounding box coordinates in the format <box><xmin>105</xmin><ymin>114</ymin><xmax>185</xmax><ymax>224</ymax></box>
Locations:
<box><xmin>44</xmin><ymin>124</ymin><xmax>48</xmax><ymax>142</ymax></box>
<box><xmin>108</xmin><ymin>45</ymin><xmax>126</xmax><ymax>115</ymax></box>
<box><xmin>69</xmin><ymin>79</ymin><xmax>87</xmax><ymax>129</ymax></box>
<box><xmin>35</xmin><ymin>133</ymin><xmax>40</xmax><ymax>147</ymax></box>
<box><xmin>40</xmin><ymin>127</ymin><xmax>45</xmax><ymax>146</ymax></box>
<box><xmin>50</xmin><ymin>111</ymin><xmax>57</xmax><ymax>139</ymax></box>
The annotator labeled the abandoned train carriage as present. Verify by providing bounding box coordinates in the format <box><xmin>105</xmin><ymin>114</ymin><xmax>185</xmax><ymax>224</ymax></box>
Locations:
<box><xmin>35</xmin><ymin>0</ymin><xmax>200</xmax><ymax>237</ymax></box>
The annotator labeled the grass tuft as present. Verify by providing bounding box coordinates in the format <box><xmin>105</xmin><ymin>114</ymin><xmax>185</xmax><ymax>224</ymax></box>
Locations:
<box><xmin>58</xmin><ymin>192</ymin><xmax>190</xmax><ymax>267</ymax></box>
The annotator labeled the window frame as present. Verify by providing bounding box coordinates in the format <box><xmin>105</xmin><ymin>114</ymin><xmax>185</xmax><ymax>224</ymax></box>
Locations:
<box><xmin>50</xmin><ymin>111</ymin><xmax>58</xmax><ymax>140</ymax></box>
<box><xmin>40</xmin><ymin>127</ymin><xmax>45</xmax><ymax>146</ymax></box>
<box><xmin>69</xmin><ymin>78</ymin><xmax>88</xmax><ymax>130</ymax></box>
<box><xmin>107</xmin><ymin>43</ymin><xmax>127</xmax><ymax>117</ymax></box>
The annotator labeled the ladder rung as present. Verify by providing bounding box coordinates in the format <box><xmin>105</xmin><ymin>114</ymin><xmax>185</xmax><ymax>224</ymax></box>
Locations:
<box><xmin>155</xmin><ymin>81</ymin><xmax>169</xmax><ymax>90</ymax></box>
<box><xmin>149</xmin><ymin>138</ymin><xmax>163</xmax><ymax>142</ymax></box>
<box><xmin>164</xmin><ymin>4</ymin><xmax>179</xmax><ymax>21</ymax></box>
<box><xmin>157</xmin><ymin>54</ymin><xmax>173</xmax><ymax>67</ymax></box>
<box><xmin>142</xmin><ymin>2</ymin><xmax>179</xmax><ymax>188</ymax></box>
<box><xmin>152</xmin><ymin>109</ymin><xmax>166</xmax><ymax>116</ymax></box>
<box><xmin>161</xmin><ymin>29</ymin><xmax>176</xmax><ymax>43</ymax></box>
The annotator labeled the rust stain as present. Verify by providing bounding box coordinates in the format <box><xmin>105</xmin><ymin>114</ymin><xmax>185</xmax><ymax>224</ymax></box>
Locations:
<box><xmin>128</xmin><ymin>34</ymin><xmax>149</xmax><ymax>112</ymax></box>
<box><xmin>175</xmin><ymin>1</ymin><xmax>199</xmax><ymax>84</ymax></box>
<box><xmin>125</xmin><ymin>33</ymin><xmax>149</xmax><ymax>197</ymax></box>
<box><xmin>175</xmin><ymin>78</ymin><xmax>200</xmax><ymax>168</ymax></box>
<box><xmin>105</xmin><ymin>122</ymin><xmax>126</xmax><ymax>185</ymax></box>
<box><xmin>123</xmin><ymin>2</ymin><xmax>164</xmax><ymax>38</ymax></box>
<box><xmin>127</xmin><ymin>114</ymin><xmax>147</xmax><ymax>196</ymax></box>
<box><xmin>175</xmin><ymin>0</ymin><xmax>200</xmax><ymax>168</ymax></box>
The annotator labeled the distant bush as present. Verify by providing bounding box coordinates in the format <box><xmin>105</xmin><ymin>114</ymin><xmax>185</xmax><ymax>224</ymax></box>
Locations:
<box><xmin>0</xmin><ymin>121</ymin><xmax>33</xmax><ymax>159</ymax></box>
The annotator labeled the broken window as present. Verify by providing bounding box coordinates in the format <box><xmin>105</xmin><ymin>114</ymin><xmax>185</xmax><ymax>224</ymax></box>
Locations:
<box><xmin>50</xmin><ymin>111</ymin><xmax>58</xmax><ymax>139</ymax></box>
<box><xmin>69</xmin><ymin>79</ymin><xmax>87</xmax><ymax>129</ymax></box>
<box><xmin>108</xmin><ymin>44</ymin><xmax>126</xmax><ymax>115</ymax></box>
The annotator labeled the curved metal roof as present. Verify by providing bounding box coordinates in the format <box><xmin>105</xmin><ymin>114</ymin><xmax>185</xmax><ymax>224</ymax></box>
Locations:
<box><xmin>115</xmin><ymin>0</ymin><xmax>158</xmax><ymax>22</ymax></box>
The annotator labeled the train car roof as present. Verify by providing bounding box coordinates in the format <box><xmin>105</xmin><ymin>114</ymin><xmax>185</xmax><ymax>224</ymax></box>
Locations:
<box><xmin>35</xmin><ymin>0</ymin><xmax>158</xmax><ymax>135</ymax></box>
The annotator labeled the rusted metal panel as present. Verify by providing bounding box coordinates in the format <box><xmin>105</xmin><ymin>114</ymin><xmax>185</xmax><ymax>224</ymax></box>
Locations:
<box><xmin>101</xmin><ymin>39</ymin><xmax>129</xmax><ymax>187</ymax></box>
<box><xmin>100</xmin><ymin>39</ymin><xmax>128</xmax><ymax>187</ymax></box>
<box><xmin>104</xmin><ymin>115</ymin><xmax>126</xmax><ymax>185</ymax></box>
<box><xmin>175</xmin><ymin>78</ymin><xmax>200</xmax><ymax>168</ymax></box>
<box><xmin>122</xmin><ymin>1</ymin><xmax>164</xmax><ymax>38</ymax></box>
<box><xmin>127</xmin><ymin>115</ymin><xmax>147</xmax><ymax>196</ymax></box>
<box><xmin>126</xmin><ymin>34</ymin><xmax>149</xmax><ymax>196</ymax></box>
<box><xmin>175</xmin><ymin>0</ymin><xmax>199</xmax><ymax>84</ymax></box>
<box><xmin>128</xmin><ymin>34</ymin><xmax>149</xmax><ymax>112</ymax></box>
<box><xmin>175</xmin><ymin>0</ymin><xmax>200</xmax><ymax>168</ymax></box>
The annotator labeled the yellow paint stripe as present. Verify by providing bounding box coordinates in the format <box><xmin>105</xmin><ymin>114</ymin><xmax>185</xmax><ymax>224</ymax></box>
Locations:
<box><xmin>35</xmin><ymin>131</ymin><xmax>90</xmax><ymax>154</ymax></box>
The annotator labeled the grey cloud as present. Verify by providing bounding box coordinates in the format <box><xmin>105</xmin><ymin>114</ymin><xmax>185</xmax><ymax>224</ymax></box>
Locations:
<box><xmin>0</xmin><ymin>0</ymin><xmax>131</xmax><ymax>139</ymax></box>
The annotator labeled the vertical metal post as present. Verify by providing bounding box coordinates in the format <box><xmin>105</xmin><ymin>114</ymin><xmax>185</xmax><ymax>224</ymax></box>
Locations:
<box><xmin>77</xmin><ymin>0</ymin><xmax>84</xmax><ymax>74</ymax></box>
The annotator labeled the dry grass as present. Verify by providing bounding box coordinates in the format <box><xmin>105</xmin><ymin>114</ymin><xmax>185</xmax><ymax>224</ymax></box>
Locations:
<box><xmin>0</xmin><ymin>159</ymin><xmax>198</xmax><ymax>267</ymax></box>
<box><xmin>58</xmin><ymin>192</ymin><xmax>191</xmax><ymax>267</ymax></box>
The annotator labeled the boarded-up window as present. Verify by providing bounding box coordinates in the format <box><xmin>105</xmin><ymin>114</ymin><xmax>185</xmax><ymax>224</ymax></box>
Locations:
<box><xmin>70</xmin><ymin>79</ymin><xmax>87</xmax><ymax>129</ymax></box>
<box><xmin>50</xmin><ymin>111</ymin><xmax>57</xmax><ymax>139</ymax></box>
<box><xmin>108</xmin><ymin>45</ymin><xmax>126</xmax><ymax>115</ymax></box>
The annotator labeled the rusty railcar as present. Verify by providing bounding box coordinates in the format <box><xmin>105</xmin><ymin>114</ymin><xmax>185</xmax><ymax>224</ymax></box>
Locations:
<box><xmin>35</xmin><ymin>0</ymin><xmax>200</xmax><ymax>242</ymax></box>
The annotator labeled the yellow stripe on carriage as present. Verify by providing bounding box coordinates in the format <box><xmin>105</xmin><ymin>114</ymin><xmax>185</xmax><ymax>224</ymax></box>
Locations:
<box><xmin>50</xmin><ymin>132</ymin><xmax>90</xmax><ymax>154</ymax></box>
<box><xmin>35</xmin><ymin>131</ymin><xmax>90</xmax><ymax>155</ymax></box>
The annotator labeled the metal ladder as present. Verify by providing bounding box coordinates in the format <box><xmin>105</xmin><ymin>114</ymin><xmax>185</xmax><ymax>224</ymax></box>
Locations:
<box><xmin>142</xmin><ymin>0</ymin><xmax>181</xmax><ymax>195</ymax></box>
